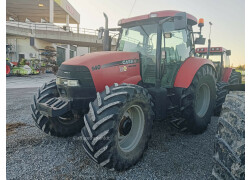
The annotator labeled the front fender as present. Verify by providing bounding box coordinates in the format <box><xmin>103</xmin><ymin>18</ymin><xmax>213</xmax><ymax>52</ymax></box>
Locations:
<box><xmin>121</xmin><ymin>75</ymin><xmax>142</xmax><ymax>85</ymax></box>
<box><xmin>174</xmin><ymin>57</ymin><xmax>215</xmax><ymax>88</ymax></box>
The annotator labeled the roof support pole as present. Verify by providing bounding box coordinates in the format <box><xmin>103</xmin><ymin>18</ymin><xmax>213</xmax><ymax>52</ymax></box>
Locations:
<box><xmin>65</xmin><ymin>45</ymin><xmax>70</xmax><ymax>60</ymax></box>
<box><xmin>66</xmin><ymin>14</ymin><xmax>69</xmax><ymax>26</ymax></box>
<box><xmin>49</xmin><ymin>0</ymin><xmax>54</xmax><ymax>23</ymax></box>
<box><xmin>77</xmin><ymin>24</ymin><xmax>79</xmax><ymax>34</ymax></box>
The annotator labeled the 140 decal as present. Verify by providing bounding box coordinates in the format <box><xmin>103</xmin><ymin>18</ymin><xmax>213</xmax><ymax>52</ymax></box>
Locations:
<box><xmin>92</xmin><ymin>65</ymin><xmax>101</xmax><ymax>71</ymax></box>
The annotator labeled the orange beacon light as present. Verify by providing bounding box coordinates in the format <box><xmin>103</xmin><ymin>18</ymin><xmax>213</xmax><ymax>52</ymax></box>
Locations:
<box><xmin>198</xmin><ymin>18</ymin><xmax>204</xmax><ymax>28</ymax></box>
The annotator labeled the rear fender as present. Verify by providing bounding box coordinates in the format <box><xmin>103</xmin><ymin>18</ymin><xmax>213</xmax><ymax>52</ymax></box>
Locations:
<box><xmin>221</xmin><ymin>68</ymin><xmax>233</xmax><ymax>83</ymax></box>
<box><xmin>174</xmin><ymin>57</ymin><xmax>215</xmax><ymax>88</ymax></box>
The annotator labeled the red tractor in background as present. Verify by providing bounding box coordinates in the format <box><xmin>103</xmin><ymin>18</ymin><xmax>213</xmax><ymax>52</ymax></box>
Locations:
<box><xmin>30</xmin><ymin>10</ymin><xmax>241</xmax><ymax>171</ymax></box>
<box><xmin>195</xmin><ymin>47</ymin><xmax>241</xmax><ymax>115</ymax></box>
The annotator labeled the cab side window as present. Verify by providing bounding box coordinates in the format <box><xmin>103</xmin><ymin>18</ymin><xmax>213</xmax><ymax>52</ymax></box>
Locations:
<box><xmin>163</xmin><ymin>29</ymin><xmax>191</xmax><ymax>63</ymax></box>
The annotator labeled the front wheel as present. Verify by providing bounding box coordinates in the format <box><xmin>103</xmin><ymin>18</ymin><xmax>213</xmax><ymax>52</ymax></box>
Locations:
<box><xmin>81</xmin><ymin>83</ymin><xmax>154</xmax><ymax>171</ymax></box>
<box><xmin>31</xmin><ymin>79</ymin><xmax>85</xmax><ymax>137</ymax></box>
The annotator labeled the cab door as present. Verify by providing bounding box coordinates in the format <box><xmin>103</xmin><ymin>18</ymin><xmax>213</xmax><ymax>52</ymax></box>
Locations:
<box><xmin>160</xmin><ymin>23</ymin><xmax>192</xmax><ymax>88</ymax></box>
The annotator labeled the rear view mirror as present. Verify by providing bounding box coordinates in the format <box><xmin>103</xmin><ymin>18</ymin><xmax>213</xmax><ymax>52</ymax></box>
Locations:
<box><xmin>164</xmin><ymin>32</ymin><xmax>172</xmax><ymax>38</ymax></box>
<box><xmin>226</xmin><ymin>50</ymin><xmax>231</xmax><ymax>56</ymax></box>
<box><xmin>195</xmin><ymin>37</ymin><xmax>206</xmax><ymax>45</ymax></box>
<box><xmin>174</xmin><ymin>12</ymin><xmax>187</xmax><ymax>30</ymax></box>
<box><xmin>98</xmin><ymin>27</ymin><xmax>104</xmax><ymax>39</ymax></box>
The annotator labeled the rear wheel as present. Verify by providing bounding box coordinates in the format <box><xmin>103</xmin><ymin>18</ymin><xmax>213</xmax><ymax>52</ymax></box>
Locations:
<box><xmin>212</xmin><ymin>91</ymin><xmax>245</xmax><ymax>180</ymax></box>
<box><xmin>214</xmin><ymin>82</ymin><xmax>228</xmax><ymax>116</ymax></box>
<box><xmin>171</xmin><ymin>65</ymin><xmax>216</xmax><ymax>134</ymax></box>
<box><xmin>6</xmin><ymin>62</ymin><xmax>11</xmax><ymax>77</ymax></box>
<box><xmin>31</xmin><ymin>79</ymin><xmax>84</xmax><ymax>137</ymax></box>
<box><xmin>214</xmin><ymin>70</ymin><xmax>242</xmax><ymax>116</ymax></box>
<box><xmin>229</xmin><ymin>70</ymin><xmax>241</xmax><ymax>84</ymax></box>
<box><xmin>81</xmin><ymin>83</ymin><xmax>154</xmax><ymax>171</ymax></box>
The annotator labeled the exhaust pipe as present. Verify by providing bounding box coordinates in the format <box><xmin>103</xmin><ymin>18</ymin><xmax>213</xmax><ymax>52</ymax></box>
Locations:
<box><xmin>103</xmin><ymin>13</ymin><xmax>111</xmax><ymax>51</ymax></box>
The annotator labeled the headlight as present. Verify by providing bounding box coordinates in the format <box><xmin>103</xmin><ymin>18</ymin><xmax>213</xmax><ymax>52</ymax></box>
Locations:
<box><xmin>56</xmin><ymin>77</ymin><xmax>61</xmax><ymax>85</ymax></box>
<box><xmin>67</xmin><ymin>80</ymin><xmax>79</xmax><ymax>87</ymax></box>
<box><xmin>56</xmin><ymin>77</ymin><xmax>79</xmax><ymax>87</ymax></box>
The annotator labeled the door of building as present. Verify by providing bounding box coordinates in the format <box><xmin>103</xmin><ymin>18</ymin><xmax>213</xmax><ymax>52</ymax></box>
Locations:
<box><xmin>56</xmin><ymin>47</ymin><xmax>65</xmax><ymax>66</ymax></box>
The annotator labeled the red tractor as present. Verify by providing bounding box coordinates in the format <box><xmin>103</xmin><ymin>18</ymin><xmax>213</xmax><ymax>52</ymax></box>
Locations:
<box><xmin>195</xmin><ymin>47</ymin><xmax>241</xmax><ymax>115</ymax></box>
<box><xmin>31</xmin><ymin>10</ymin><xmax>228</xmax><ymax>170</ymax></box>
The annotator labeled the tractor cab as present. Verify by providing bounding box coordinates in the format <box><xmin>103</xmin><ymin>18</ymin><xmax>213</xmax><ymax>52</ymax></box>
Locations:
<box><xmin>116</xmin><ymin>11</ymin><xmax>199</xmax><ymax>88</ymax></box>
<box><xmin>99</xmin><ymin>10</ymin><xmax>205</xmax><ymax>88</ymax></box>
<box><xmin>195</xmin><ymin>47</ymin><xmax>231</xmax><ymax>80</ymax></box>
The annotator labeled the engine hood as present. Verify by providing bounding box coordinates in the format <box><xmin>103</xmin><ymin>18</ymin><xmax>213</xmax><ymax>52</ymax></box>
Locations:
<box><xmin>63</xmin><ymin>51</ymin><xmax>139</xmax><ymax>69</ymax></box>
<box><xmin>62</xmin><ymin>51</ymin><xmax>141</xmax><ymax>92</ymax></box>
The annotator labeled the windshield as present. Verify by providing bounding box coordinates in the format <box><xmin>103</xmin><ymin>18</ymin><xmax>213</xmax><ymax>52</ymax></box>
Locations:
<box><xmin>118</xmin><ymin>24</ymin><xmax>157</xmax><ymax>56</ymax></box>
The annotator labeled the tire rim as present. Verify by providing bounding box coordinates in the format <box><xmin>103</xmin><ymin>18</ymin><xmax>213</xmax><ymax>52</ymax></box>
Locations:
<box><xmin>195</xmin><ymin>83</ymin><xmax>211</xmax><ymax>117</ymax></box>
<box><xmin>6</xmin><ymin>65</ymin><xmax>10</xmax><ymax>75</ymax></box>
<box><xmin>118</xmin><ymin>105</ymin><xmax>145</xmax><ymax>153</ymax></box>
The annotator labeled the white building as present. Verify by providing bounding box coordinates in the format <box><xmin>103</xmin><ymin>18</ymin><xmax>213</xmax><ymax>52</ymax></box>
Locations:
<box><xmin>6</xmin><ymin>0</ymin><xmax>92</xmax><ymax>66</ymax></box>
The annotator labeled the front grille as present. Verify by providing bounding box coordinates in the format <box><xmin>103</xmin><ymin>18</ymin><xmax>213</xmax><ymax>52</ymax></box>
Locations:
<box><xmin>56</xmin><ymin>64</ymin><xmax>96</xmax><ymax>101</ymax></box>
<box><xmin>57</xmin><ymin>64</ymin><xmax>95</xmax><ymax>87</ymax></box>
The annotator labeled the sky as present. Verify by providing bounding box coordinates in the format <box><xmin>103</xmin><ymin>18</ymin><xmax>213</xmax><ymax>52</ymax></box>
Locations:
<box><xmin>68</xmin><ymin>0</ymin><xmax>245</xmax><ymax>66</ymax></box>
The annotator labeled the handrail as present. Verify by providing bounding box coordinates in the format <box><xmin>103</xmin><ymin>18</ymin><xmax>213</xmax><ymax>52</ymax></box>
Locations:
<box><xmin>6</xmin><ymin>21</ymin><xmax>117</xmax><ymax>36</ymax></box>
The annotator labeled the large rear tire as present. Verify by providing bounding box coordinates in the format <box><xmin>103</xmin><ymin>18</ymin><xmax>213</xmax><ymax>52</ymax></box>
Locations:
<box><xmin>171</xmin><ymin>65</ymin><xmax>216</xmax><ymax>134</ymax></box>
<box><xmin>81</xmin><ymin>83</ymin><xmax>154</xmax><ymax>171</ymax></box>
<box><xmin>212</xmin><ymin>91</ymin><xmax>245</xmax><ymax>180</ymax></box>
<box><xmin>31</xmin><ymin>79</ymin><xmax>84</xmax><ymax>137</ymax></box>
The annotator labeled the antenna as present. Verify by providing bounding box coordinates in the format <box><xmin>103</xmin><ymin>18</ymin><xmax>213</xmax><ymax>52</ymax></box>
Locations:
<box><xmin>207</xmin><ymin>21</ymin><xmax>213</xmax><ymax>59</ymax></box>
<box><xmin>209</xmin><ymin>22</ymin><xmax>213</xmax><ymax>39</ymax></box>
<box><xmin>128</xmin><ymin>0</ymin><xmax>137</xmax><ymax>17</ymax></box>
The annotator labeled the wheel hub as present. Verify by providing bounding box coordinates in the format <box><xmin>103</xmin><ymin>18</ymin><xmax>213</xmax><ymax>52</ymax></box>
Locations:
<box><xmin>119</xmin><ymin>117</ymin><xmax>132</xmax><ymax>136</ymax></box>
<box><xmin>195</xmin><ymin>83</ymin><xmax>211</xmax><ymax>117</ymax></box>
<box><xmin>118</xmin><ymin>105</ymin><xmax>145</xmax><ymax>153</ymax></box>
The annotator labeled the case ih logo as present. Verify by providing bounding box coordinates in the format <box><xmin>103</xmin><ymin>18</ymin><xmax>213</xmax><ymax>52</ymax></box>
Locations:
<box><xmin>122</xmin><ymin>59</ymin><xmax>137</xmax><ymax>65</ymax></box>
<box><xmin>92</xmin><ymin>59</ymin><xmax>139</xmax><ymax>71</ymax></box>
<box><xmin>120</xmin><ymin>66</ymin><xmax>128</xmax><ymax>72</ymax></box>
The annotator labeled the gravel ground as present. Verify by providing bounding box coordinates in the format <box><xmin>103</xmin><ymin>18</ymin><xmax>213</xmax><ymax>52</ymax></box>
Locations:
<box><xmin>6</xmin><ymin>73</ymin><xmax>56</xmax><ymax>89</ymax></box>
<box><xmin>6</xmin><ymin>75</ymin><xmax>218</xmax><ymax>179</ymax></box>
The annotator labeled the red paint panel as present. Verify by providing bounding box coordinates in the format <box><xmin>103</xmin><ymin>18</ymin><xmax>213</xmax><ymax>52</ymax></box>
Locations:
<box><xmin>221</xmin><ymin>68</ymin><xmax>232</xmax><ymax>83</ymax></box>
<box><xmin>119</xmin><ymin>10</ymin><xmax>197</xmax><ymax>26</ymax></box>
<box><xmin>63</xmin><ymin>51</ymin><xmax>141</xmax><ymax>92</ymax></box>
<box><xmin>174</xmin><ymin>57</ymin><xmax>214</xmax><ymax>88</ymax></box>
<box><xmin>119</xmin><ymin>14</ymin><xmax>149</xmax><ymax>25</ymax></box>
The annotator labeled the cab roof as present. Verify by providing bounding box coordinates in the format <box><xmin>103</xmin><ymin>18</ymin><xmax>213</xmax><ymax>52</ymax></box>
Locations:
<box><xmin>118</xmin><ymin>10</ymin><xmax>197</xmax><ymax>26</ymax></box>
